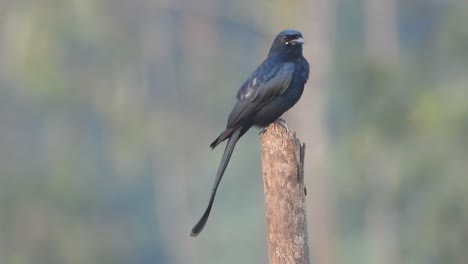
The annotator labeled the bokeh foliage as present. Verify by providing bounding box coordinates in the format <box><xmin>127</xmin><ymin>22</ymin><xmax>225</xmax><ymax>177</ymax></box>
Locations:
<box><xmin>0</xmin><ymin>0</ymin><xmax>467</xmax><ymax>264</ymax></box>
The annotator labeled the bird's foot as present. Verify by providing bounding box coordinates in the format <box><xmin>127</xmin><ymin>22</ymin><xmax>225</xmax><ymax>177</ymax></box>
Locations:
<box><xmin>276</xmin><ymin>117</ymin><xmax>286</xmax><ymax>125</ymax></box>
<box><xmin>259</xmin><ymin>118</ymin><xmax>289</xmax><ymax>135</ymax></box>
<box><xmin>274</xmin><ymin>118</ymin><xmax>290</xmax><ymax>132</ymax></box>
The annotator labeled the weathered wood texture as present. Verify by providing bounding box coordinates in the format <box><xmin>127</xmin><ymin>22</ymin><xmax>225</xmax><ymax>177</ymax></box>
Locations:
<box><xmin>260</xmin><ymin>122</ymin><xmax>309</xmax><ymax>264</ymax></box>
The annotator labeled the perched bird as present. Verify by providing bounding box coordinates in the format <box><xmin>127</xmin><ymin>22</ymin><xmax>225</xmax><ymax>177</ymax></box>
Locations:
<box><xmin>191</xmin><ymin>29</ymin><xmax>309</xmax><ymax>237</ymax></box>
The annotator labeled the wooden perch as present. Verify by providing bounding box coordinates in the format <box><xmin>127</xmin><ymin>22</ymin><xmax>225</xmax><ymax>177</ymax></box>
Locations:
<box><xmin>260</xmin><ymin>121</ymin><xmax>309</xmax><ymax>264</ymax></box>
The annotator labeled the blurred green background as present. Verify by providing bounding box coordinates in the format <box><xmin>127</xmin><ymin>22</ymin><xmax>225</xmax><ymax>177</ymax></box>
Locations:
<box><xmin>1</xmin><ymin>0</ymin><xmax>467</xmax><ymax>263</ymax></box>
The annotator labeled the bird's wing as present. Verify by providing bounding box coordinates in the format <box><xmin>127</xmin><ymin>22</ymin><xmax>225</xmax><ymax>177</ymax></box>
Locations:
<box><xmin>227</xmin><ymin>61</ymin><xmax>295</xmax><ymax>128</ymax></box>
<box><xmin>237</xmin><ymin>61</ymin><xmax>295</xmax><ymax>102</ymax></box>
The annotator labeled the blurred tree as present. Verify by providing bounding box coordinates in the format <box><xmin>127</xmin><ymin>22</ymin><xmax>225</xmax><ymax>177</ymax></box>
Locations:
<box><xmin>292</xmin><ymin>0</ymin><xmax>338</xmax><ymax>263</ymax></box>
<box><xmin>363</xmin><ymin>1</ymin><xmax>400</xmax><ymax>264</ymax></box>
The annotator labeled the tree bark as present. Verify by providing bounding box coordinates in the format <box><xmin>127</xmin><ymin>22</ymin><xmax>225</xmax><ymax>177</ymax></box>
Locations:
<box><xmin>260</xmin><ymin>122</ymin><xmax>310</xmax><ymax>264</ymax></box>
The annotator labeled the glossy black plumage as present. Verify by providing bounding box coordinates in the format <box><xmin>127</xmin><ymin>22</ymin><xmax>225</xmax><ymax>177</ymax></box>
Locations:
<box><xmin>191</xmin><ymin>29</ymin><xmax>309</xmax><ymax>237</ymax></box>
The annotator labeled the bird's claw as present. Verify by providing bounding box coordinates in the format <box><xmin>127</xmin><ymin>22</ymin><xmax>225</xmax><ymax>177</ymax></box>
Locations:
<box><xmin>274</xmin><ymin>118</ymin><xmax>290</xmax><ymax>132</ymax></box>
<box><xmin>276</xmin><ymin>117</ymin><xmax>286</xmax><ymax>124</ymax></box>
<box><xmin>259</xmin><ymin>118</ymin><xmax>289</xmax><ymax>135</ymax></box>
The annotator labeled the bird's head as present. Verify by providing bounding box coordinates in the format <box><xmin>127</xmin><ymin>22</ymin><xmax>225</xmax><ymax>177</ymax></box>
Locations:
<box><xmin>268</xmin><ymin>29</ymin><xmax>305</xmax><ymax>58</ymax></box>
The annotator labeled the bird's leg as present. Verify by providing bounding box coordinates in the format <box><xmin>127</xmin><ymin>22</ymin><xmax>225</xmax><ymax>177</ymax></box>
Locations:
<box><xmin>275</xmin><ymin>117</ymin><xmax>286</xmax><ymax>125</ymax></box>
<box><xmin>274</xmin><ymin>118</ymin><xmax>290</xmax><ymax>132</ymax></box>
<box><xmin>259</xmin><ymin>118</ymin><xmax>290</xmax><ymax>135</ymax></box>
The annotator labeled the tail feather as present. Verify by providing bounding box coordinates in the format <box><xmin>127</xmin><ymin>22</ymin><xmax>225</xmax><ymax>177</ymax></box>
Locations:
<box><xmin>191</xmin><ymin>128</ymin><xmax>242</xmax><ymax>236</ymax></box>
<box><xmin>210</xmin><ymin>128</ymin><xmax>237</xmax><ymax>149</ymax></box>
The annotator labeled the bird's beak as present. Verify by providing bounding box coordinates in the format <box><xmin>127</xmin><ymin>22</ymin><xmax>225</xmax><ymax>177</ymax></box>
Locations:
<box><xmin>291</xmin><ymin>37</ymin><xmax>304</xmax><ymax>45</ymax></box>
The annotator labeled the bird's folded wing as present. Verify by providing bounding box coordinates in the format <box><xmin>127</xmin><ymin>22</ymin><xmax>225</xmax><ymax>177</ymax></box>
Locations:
<box><xmin>227</xmin><ymin>62</ymin><xmax>295</xmax><ymax>128</ymax></box>
<box><xmin>237</xmin><ymin>61</ymin><xmax>295</xmax><ymax>102</ymax></box>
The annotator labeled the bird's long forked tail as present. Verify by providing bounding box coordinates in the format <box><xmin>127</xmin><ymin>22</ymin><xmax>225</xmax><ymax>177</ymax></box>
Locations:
<box><xmin>190</xmin><ymin>129</ymin><xmax>242</xmax><ymax>237</ymax></box>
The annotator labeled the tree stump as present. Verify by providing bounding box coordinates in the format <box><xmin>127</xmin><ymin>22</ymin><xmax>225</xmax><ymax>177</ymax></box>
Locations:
<box><xmin>260</xmin><ymin>122</ymin><xmax>310</xmax><ymax>264</ymax></box>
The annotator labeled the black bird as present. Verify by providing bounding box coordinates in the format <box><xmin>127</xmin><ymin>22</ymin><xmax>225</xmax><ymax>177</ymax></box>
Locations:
<box><xmin>191</xmin><ymin>29</ymin><xmax>309</xmax><ymax>237</ymax></box>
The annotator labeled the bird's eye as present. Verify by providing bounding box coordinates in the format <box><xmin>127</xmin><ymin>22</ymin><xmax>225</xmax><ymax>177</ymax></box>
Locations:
<box><xmin>282</xmin><ymin>36</ymin><xmax>287</xmax><ymax>41</ymax></box>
